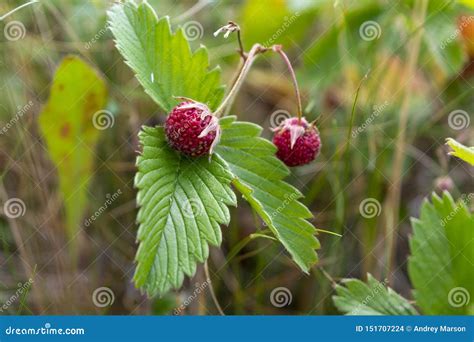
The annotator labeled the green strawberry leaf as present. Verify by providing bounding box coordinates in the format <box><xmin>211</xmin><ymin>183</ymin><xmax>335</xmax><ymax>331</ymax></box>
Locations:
<box><xmin>216</xmin><ymin>116</ymin><xmax>320</xmax><ymax>272</ymax></box>
<box><xmin>38</xmin><ymin>55</ymin><xmax>108</xmax><ymax>241</ymax></box>
<box><xmin>408</xmin><ymin>192</ymin><xmax>474</xmax><ymax>315</ymax></box>
<box><xmin>107</xmin><ymin>1</ymin><xmax>224</xmax><ymax>112</ymax></box>
<box><xmin>134</xmin><ymin>126</ymin><xmax>236</xmax><ymax>295</ymax></box>
<box><xmin>446</xmin><ymin>138</ymin><xmax>474</xmax><ymax>166</ymax></box>
<box><xmin>333</xmin><ymin>274</ymin><xmax>418</xmax><ymax>315</ymax></box>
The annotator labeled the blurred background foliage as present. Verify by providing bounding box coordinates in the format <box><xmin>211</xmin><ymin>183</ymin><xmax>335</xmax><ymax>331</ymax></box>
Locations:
<box><xmin>0</xmin><ymin>0</ymin><xmax>472</xmax><ymax>315</ymax></box>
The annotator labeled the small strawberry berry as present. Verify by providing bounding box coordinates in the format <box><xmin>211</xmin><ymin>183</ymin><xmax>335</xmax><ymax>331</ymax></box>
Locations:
<box><xmin>165</xmin><ymin>101</ymin><xmax>220</xmax><ymax>157</ymax></box>
<box><xmin>272</xmin><ymin>117</ymin><xmax>321</xmax><ymax>167</ymax></box>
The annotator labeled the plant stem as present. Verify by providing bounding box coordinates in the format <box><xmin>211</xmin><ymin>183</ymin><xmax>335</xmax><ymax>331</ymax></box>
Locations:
<box><xmin>315</xmin><ymin>228</ymin><xmax>342</xmax><ymax>237</ymax></box>
<box><xmin>318</xmin><ymin>267</ymin><xmax>337</xmax><ymax>288</ymax></box>
<box><xmin>218</xmin><ymin>229</ymin><xmax>272</xmax><ymax>272</ymax></box>
<box><xmin>236</xmin><ymin>27</ymin><xmax>246</xmax><ymax>61</ymax></box>
<box><xmin>384</xmin><ymin>0</ymin><xmax>428</xmax><ymax>284</ymax></box>
<box><xmin>214</xmin><ymin>44</ymin><xmax>270</xmax><ymax>117</ymax></box>
<box><xmin>273</xmin><ymin>45</ymin><xmax>303</xmax><ymax>120</ymax></box>
<box><xmin>204</xmin><ymin>261</ymin><xmax>225</xmax><ymax>315</ymax></box>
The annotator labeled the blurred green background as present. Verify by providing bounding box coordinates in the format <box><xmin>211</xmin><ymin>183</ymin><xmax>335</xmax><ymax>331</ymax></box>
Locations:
<box><xmin>0</xmin><ymin>0</ymin><xmax>472</xmax><ymax>315</ymax></box>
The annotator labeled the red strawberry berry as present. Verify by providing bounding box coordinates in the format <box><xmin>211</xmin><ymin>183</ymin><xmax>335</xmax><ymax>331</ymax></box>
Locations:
<box><xmin>272</xmin><ymin>117</ymin><xmax>321</xmax><ymax>167</ymax></box>
<box><xmin>165</xmin><ymin>101</ymin><xmax>220</xmax><ymax>157</ymax></box>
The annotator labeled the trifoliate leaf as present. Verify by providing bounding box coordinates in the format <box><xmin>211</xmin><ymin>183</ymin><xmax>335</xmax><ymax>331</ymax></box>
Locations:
<box><xmin>134</xmin><ymin>126</ymin><xmax>236</xmax><ymax>295</ymax></box>
<box><xmin>108</xmin><ymin>1</ymin><xmax>224</xmax><ymax>112</ymax></box>
<box><xmin>408</xmin><ymin>192</ymin><xmax>474</xmax><ymax>315</ymax></box>
<box><xmin>333</xmin><ymin>274</ymin><xmax>418</xmax><ymax>315</ymax></box>
<box><xmin>216</xmin><ymin>117</ymin><xmax>320</xmax><ymax>272</ymax></box>
<box><xmin>446</xmin><ymin>138</ymin><xmax>474</xmax><ymax>166</ymax></box>
<box><xmin>38</xmin><ymin>56</ymin><xmax>107</xmax><ymax>241</ymax></box>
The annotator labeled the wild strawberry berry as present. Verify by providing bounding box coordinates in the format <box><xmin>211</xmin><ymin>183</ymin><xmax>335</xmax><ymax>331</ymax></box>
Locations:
<box><xmin>165</xmin><ymin>101</ymin><xmax>220</xmax><ymax>157</ymax></box>
<box><xmin>272</xmin><ymin>117</ymin><xmax>321</xmax><ymax>167</ymax></box>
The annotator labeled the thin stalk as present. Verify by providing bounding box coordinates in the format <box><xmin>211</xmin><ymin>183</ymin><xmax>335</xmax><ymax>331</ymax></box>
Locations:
<box><xmin>223</xmin><ymin>58</ymin><xmax>244</xmax><ymax>117</ymax></box>
<box><xmin>273</xmin><ymin>45</ymin><xmax>303</xmax><ymax>120</ymax></box>
<box><xmin>318</xmin><ymin>267</ymin><xmax>337</xmax><ymax>288</ymax></box>
<box><xmin>384</xmin><ymin>0</ymin><xmax>428</xmax><ymax>283</ymax></box>
<box><xmin>235</xmin><ymin>26</ymin><xmax>246</xmax><ymax>61</ymax></box>
<box><xmin>214</xmin><ymin>44</ymin><xmax>270</xmax><ymax>117</ymax></box>
<box><xmin>342</xmin><ymin>72</ymin><xmax>368</xmax><ymax>162</ymax></box>
<box><xmin>204</xmin><ymin>261</ymin><xmax>225</xmax><ymax>315</ymax></box>
<box><xmin>218</xmin><ymin>229</ymin><xmax>272</xmax><ymax>272</ymax></box>
<box><xmin>315</xmin><ymin>228</ymin><xmax>342</xmax><ymax>237</ymax></box>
